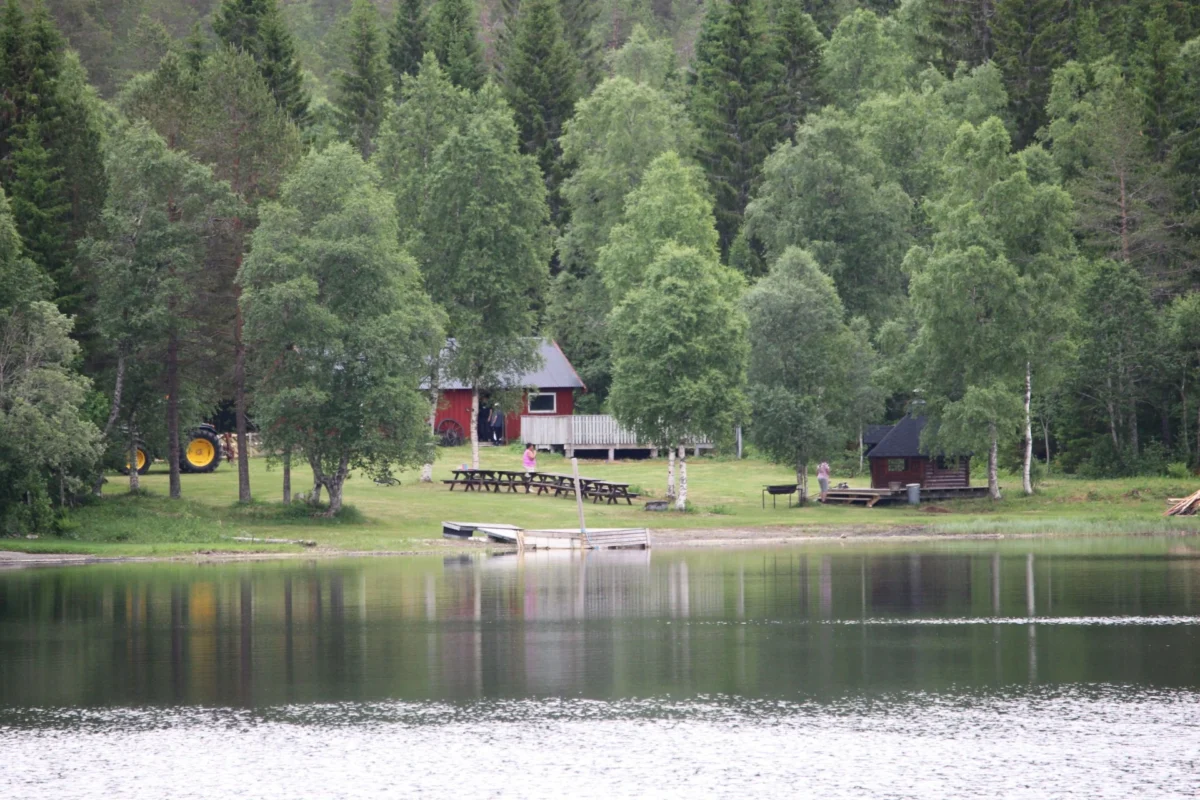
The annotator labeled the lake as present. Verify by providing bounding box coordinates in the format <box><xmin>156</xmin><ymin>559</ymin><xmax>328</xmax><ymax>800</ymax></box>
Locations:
<box><xmin>2</xmin><ymin>537</ymin><xmax>1198</xmax><ymax>798</ymax></box>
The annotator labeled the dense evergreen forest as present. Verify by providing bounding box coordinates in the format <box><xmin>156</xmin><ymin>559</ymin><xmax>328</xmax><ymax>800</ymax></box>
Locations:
<box><xmin>2</xmin><ymin>0</ymin><xmax>1200</xmax><ymax>529</ymax></box>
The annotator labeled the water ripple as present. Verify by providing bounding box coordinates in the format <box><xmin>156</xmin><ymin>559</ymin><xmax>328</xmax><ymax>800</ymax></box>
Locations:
<box><xmin>2</xmin><ymin>688</ymin><xmax>1197</xmax><ymax>799</ymax></box>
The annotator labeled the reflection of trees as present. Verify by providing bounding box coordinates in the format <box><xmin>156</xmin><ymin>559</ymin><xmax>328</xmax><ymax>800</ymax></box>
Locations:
<box><xmin>0</xmin><ymin>548</ymin><xmax>1198</xmax><ymax>706</ymax></box>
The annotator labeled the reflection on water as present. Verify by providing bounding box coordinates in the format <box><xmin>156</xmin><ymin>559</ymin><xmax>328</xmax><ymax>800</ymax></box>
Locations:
<box><xmin>1</xmin><ymin>542</ymin><xmax>1198</xmax><ymax>707</ymax></box>
<box><xmin>1</xmin><ymin>538</ymin><xmax>1199</xmax><ymax>797</ymax></box>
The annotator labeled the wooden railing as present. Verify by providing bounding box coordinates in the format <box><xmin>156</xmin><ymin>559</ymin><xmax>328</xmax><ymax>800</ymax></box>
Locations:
<box><xmin>520</xmin><ymin>414</ymin><xmax>711</xmax><ymax>450</ymax></box>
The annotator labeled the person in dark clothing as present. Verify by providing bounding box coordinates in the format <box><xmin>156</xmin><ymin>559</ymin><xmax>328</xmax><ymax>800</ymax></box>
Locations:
<box><xmin>489</xmin><ymin>406</ymin><xmax>504</xmax><ymax>444</ymax></box>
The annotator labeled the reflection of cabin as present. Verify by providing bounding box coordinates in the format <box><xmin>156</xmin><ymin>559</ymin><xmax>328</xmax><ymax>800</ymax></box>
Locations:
<box><xmin>866</xmin><ymin>415</ymin><xmax>970</xmax><ymax>490</ymax></box>
<box><xmin>432</xmin><ymin>339</ymin><xmax>585</xmax><ymax>445</ymax></box>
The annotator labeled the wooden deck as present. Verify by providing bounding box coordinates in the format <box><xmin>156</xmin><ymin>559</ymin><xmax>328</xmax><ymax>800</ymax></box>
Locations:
<box><xmin>520</xmin><ymin>414</ymin><xmax>712</xmax><ymax>460</ymax></box>
<box><xmin>822</xmin><ymin>486</ymin><xmax>991</xmax><ymax>506</ymax></box>
<box><xmin>442</xmin><ymin>521</ymin><xmax>651</xmax><ymax>550</ymax></box>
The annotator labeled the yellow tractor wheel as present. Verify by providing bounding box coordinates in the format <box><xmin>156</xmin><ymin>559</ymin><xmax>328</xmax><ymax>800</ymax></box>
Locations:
<box><xmin>180</xmin><ymin>427</ymin><xmax>222</xmax><ymax>473</ymax></box>
<box><xmin>118</xmin><ymin>446</ymin><xmax>152</xmax><ymax>475</ymax></box>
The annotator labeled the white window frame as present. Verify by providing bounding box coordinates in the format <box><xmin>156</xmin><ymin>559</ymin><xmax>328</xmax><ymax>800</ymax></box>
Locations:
<box><xmin>527</xmin><ymin>392</ymin><xmax>558</xmax><ymax>414</ymax></box>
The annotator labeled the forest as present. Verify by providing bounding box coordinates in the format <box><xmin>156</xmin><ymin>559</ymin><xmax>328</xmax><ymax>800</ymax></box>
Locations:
<box><xmin>1</xmin><ymin>0</ymin><xmax>1199</xmax><ymax>532</ymax></box>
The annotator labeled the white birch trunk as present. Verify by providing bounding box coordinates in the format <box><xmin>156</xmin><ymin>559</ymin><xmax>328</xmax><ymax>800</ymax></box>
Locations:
<box><xmin>94</xmin><ymin>353</ymin><xmax>126</xmax><ymax>495</ymax></box>
<box><xmin>988</xmin><ymin>422</ymin><xmax>1001</xmax><ymax>500</ymax></box>
<box><xmin>797</xmin><ymin>461</ymin><xmax>807</xmax><ymax>503</ymax></box>
<box><xmin>128</xmin><ymin>419</ymin><xmax>140</xmax><ymax>494</ymax></box>
<box><xmin>858</xmin><ymin>426</ymin><xmax>864</xmax><ymax>475</ymax></box>
<box><xmin>1023</xmin><ymin>362</ymin><xmax>1033</xmax><ymax>496</ymax></box>
<box><xmin>666</xmin><ymin>445</ymin><xmax>676</xmax><ymax>499</ymax></box>
<box><xmin>470</xmin><ymin>388</ymin><xmax>480</xmax><ymax>470</ymax></box>
<box><xmin>420</xmin><ymin>390</ymin><xmax>439</xmax><ymax>483</ymax></box>
<box><xmin>675</xmin><ymin>445</ymin><xmax>687</xmax><ymax>511</ymax></box>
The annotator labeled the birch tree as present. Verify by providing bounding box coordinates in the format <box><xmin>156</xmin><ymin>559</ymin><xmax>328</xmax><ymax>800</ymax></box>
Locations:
<box><xmin>744</xmin><ymin>247</ymin><xmax>875</xmax><ymax>501</ymax></box>
<box><xmin>241</xmin><ymin>144</ymin><xmax>444</xmax><ymax>514</ymax></box>
<box><xmin>908</xmin><ymin>117</ymin><xmax>1077</xmax><ymax>498</ymax></box>
<box><xmin>609</xmin><ymin>244</ymin><xmax>748</xmax><ymax>510</ymax></box>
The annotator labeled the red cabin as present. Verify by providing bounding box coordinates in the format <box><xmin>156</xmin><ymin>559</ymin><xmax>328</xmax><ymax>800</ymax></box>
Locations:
<box><xmin>867</xmin><ymin>415</ymin><xmax>971</xmax><ymax>490</ymax></box>
<box><xmin>432</xmin><ymin>339</ymin><xmax>586</xmax><ymax>446</ymax></box>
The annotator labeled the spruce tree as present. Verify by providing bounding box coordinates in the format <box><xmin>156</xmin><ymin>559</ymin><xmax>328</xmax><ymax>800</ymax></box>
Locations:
<box><xmin>335</xmin><ymin>0</ymin><xmax>391</xmax><ymax>158</ymax></box>
<box><xmin>213</xmin><ymin>0</ymin><xmax>310</xmax><ymax>125</ymax></box>
<box><xmin>990</xmin><ymin>0</ymin><xmax>1071</xmax><ymax>148</ymax></box>
<box><xmin>1133</xmin><ymin>10</ymin><xmax>1182</xmax><ymax>161</ymax></box>
<box><xmin>7</xmin><ymin>117</ymin><xmax>69</xmax><ymax>297</ymax></box>
<box><xmin>429</xmin><ymin>0</ymin><xmax>487</xmax><ymax>91</ymax></box>
<box><xmin>768</xmin><ymin>0</ymin><xmax>825</xmax><ymax>140</ymax></box>
<box><xmin>503</xmin><ymin>0</ymin><xmax>580</xmax><ymax>227</ymax></box>
<box><xmin>689</xmin><ymin>0</ymin><xmax>784</xmax><ymax>255</ymax></box>
<box><xmin>388</xmin><ymin>0</ymin><xmax>426</xmax><ymax>84</ymax></box>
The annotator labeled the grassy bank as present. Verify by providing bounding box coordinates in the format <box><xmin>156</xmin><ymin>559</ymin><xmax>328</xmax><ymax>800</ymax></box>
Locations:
<box><xmin>5</xmin><ymin>445</ymin><xmax>1199</xmax><ymax>556</ymax></box>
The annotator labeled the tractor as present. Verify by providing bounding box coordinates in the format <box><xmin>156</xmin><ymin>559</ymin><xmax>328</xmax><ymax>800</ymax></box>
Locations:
<box><xmin>119</xmin><ymin>423</ymin><xmax>224</xmax><ymax>475</ymax></box>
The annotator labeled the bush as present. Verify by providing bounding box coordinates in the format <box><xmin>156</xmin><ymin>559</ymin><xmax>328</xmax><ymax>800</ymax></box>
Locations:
<box><xmin>1167</xmin><ymin>462</ymin><xmax>1193</xmax><ymax>480</ymax></box>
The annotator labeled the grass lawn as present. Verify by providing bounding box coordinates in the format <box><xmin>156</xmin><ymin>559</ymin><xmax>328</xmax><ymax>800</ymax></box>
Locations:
<box><xmin>6</xmin><ymin>444</ymin><xmax>1199</xmax><ymax>556</ymax></box>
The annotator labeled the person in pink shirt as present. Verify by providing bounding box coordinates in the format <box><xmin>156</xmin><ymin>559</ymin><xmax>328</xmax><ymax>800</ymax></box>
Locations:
<box><xmin>523</xmin><ymin>443</ymin><xmax>537</xmax><ymax>473</ymax></box>
<box><xmin>817</xmin><ymin>460</ymin><xmax>831</xmax><ymax>502</ymax></box>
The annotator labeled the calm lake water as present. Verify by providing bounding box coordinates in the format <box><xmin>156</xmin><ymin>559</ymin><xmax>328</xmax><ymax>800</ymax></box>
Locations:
<box><xmin>2</xmin><ymin>537</ymin><xmax>1199</xmax><ymax>798</ymax></box>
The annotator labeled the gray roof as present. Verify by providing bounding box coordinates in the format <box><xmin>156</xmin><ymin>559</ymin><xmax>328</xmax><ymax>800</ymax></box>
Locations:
<box><xmin>436</xmin><ymin>339</ymin><xmax>586</xmax><ymax>391</ymax></box>
<box><xmin>863</xmin><ymin>424</ymin><xmax>893</xmax><ymax>448</ymax></box>
<box><xmin>867</xmin><ymin>415</ymin><xmax>928</xmax><ymax>459</ymax></box>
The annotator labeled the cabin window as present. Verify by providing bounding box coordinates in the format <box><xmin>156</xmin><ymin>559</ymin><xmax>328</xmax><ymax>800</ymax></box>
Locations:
<box><xmin>887</xmin><ymin>458</ymin><xmax>907</xmax><ymax>472</ymax></box>
<box><xmin>527</xmin><ymin>392</ymin><xmax>557</xmax><ymax>413</ymax></box>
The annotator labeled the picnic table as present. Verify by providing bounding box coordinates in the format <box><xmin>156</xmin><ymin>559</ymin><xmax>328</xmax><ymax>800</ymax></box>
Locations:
<box><xmin>444</xmin><ymin>469</ymin><xmax>639</xmax><ymax>504</ymax></box>
<box><xmin>444</xmin><ymin>468</ymin><xmax>532</xmax><ymax>493</ymax></box>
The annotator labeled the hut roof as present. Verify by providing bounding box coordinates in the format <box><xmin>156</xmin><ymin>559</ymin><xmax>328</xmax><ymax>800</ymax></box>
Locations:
<box><xmin>867</xmin><ymin>415</ymin><xmax>929</xmax><ymax>459</ymax></box>
<box><xmin>433</xmin><ymin>339</ymin><xmax>586</xmax><ymax>391</ymax></box>
<box><xmin>863</xmin><ymin>424</ymin><xmax>894</xmax><ymax>448</ymax></box>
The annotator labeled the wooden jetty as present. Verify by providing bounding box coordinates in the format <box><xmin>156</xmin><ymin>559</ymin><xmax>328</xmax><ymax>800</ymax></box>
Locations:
<box><xmin>442</xmin><ymin>521</ymin><xmax>651</xmax><ymax>550</ymax></box>
<box><xmin>822</xmin><ymin>485</ymin><xmax>990</xmax><ymax>507</ymax></box>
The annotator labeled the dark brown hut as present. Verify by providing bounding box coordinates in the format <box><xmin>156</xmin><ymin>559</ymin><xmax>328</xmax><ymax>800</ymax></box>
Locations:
<box><xmin>867</xmin><ymin>416</ymin><xmax>970</xmax><ymax>490</ymax></box>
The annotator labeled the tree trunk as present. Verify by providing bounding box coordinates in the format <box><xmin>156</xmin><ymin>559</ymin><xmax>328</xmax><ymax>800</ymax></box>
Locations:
<box><xmin>310</xmin><ymin>462</ymin><xmax>323</xmax><ymax>506</ymax></box>
<box><xmin>675</xmin><ymin>445</ymin><xmax>687</xmax><ymax>511</ymax></box>
<box><xmin>282</xmin><ymin>449</ymin><xmax>291</xmax><ymax>504</ymax></box>
<box><xmin>94</xmin><ymin>352</ymin><xmax>126</xmax><ymax>495</ymax></box>
<box><xmin>666</xmin><ymin>445</ymin><xmax>676</xmax><ymax>499</ymax></box>
<box><xmin>1180</xmin><ymin>379</ymin><xmax>1189</xmax><ymax>462</ymax></box>
<box><xmin>797</xmin><ymin>460</ymin><xmax>807</xmax><ymax>503</ymax></box>
<box><xmin>234</xmin><ymin>301</ymin><xmax>252</xmax><ymax>503</ymax></box>
<box><xmin>470</xmin><ymin>388</ymin><xmax>481</xmax><ymax>470</ymax></box>
<box><xmin>1022</xmin><ymin>362</ymin><xmax>1033</xmax><ymax>496</ymax></box>
<box><xmin>1042</xmin><ymin>418</ymin><xmax>1051</xmax><ymax>472</ymax></box>
<box><xmin>167</xmin><ymin>330</ymin><xmax>182</xmax><ymax>500</ymax></box>
<box><xmin>421</xmin><ymin>390</ymin><xmax>439</xmax><ymax>482</ymax></box>
<box><xmin>858</xmin><ymin>426</ymin><xmax>864</xmax><ymax>475</ymax></box>
<box><xmin>736</xmin><ymin>425</ymin><xmax>743</xmax><ymax>459</ymax></box>
<box><xmin>128</xmin><ymin>417</ymin><xmax>140</xmax><ymax>494</ymax></box>
<box><xmin>324</xmin><ymin>454</ymin><xmax>351</xmax><ymax>516</ymax></box>
<box><xmin>988</xmin><ymin>422</ymin><xmax>1000</xmax><ymax>500</ymax></box>
<box><xmin>1128</xmin><ymin>402</ymin><xmax>1139</xmax><ymax>457</ymax></box>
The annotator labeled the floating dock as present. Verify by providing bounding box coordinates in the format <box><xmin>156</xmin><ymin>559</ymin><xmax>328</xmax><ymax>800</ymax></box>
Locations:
<box><xmin>443</xmin><ymin>521</ymin><xmax>651</xmax><ymax>550</ymax></box>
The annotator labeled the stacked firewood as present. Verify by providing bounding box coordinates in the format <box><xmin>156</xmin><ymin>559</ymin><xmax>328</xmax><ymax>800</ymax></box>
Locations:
<box><xmin>1164</xmin><ymin>489</ymin><xmax>1200</xmax><ymax>516</ymax></box>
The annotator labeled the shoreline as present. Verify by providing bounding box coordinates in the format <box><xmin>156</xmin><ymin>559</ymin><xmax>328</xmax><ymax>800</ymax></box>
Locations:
<box><xmin>3</xmin><ymin>523</ymin><xmax>1198</xmax><ymax>568</ymax></box>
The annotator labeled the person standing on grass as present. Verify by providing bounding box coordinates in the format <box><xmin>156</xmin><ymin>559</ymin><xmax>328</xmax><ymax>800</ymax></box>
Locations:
<box><xmin>817</xmin><ymin>460</ymin><xmax>831</xmax><ymax>502</ymax></box>
<box><xmin>490</xmin><ymin>405</ymin><xmax>504</xmax><ymax>444</ymax></box>
<box><xmin>523</xmin><ymin>443</ymin><xmax>537</xmax><ymax>473</ymax></box>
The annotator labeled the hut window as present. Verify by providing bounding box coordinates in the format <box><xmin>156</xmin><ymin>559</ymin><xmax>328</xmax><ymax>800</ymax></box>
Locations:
<box><xmin>528</xmin><ymin>392</ymin><xmax>557</xmax><ymax>413</ymax></box>
<box><xmin>887</xmin><ymin>458</ymin><xmax>907</xmax><ymax>472</ymax></box>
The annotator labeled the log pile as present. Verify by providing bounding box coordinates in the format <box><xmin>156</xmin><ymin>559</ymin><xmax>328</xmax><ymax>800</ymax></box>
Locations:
<box><xmin>1164</xmin><ymin>489</ymin><xmax>1200</xmax><ymax>516</ymax></box>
